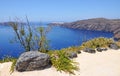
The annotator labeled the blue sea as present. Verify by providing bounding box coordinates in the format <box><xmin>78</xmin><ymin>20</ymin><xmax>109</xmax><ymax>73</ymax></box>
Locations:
<box><xmin>0</xmin><ymin>22</ymin><xmax>113</xmax><ymax>59</ymax></box>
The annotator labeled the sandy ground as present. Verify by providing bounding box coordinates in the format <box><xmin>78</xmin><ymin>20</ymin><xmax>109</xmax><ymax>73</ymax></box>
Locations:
<box><xmin>0</xmin><ymin>49</ymin><xmax>120</xmax><ymax>76</ymax></box>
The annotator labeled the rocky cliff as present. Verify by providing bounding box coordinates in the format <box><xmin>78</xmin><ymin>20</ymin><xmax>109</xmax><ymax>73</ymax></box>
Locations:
<box><xmin>49</xmin><ymin>18</ymin><xmax>120</xmax><ymax>41</ymax></box>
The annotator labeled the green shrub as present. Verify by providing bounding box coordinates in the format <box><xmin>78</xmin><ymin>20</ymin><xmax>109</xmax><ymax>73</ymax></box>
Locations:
<box><xmin>9</xmin><ymin>18</ymin><xmax>50</xmax><ymax>53</ymax></box>
<box><xmin>37</xmin><ymin>27</ymin><xmax>49</xmax><ymax>53</ymax></box>
<box><xmin>80</xmin><ymin>37</ymin><xmax>114</xmax><ymax>49</ymax></box>
<box><xmin>0</xmin><ymin>56</ymin><xmax>17</xmax><ymax>74</ymax></box>
<box><xmin>49</xmin><ymin>50</ymin><xmax>79</xmax><ymax>74</ymax></box>
<box><xmin>0</xmin><ymin>56</ymin><xmax>16</xmax><ymax>63</ymax></box>
<box><xmin>9</xmin><ymin>20</ymin><xmax>33</xmax><ymax>51</ymax></box>
<box><xmin>10</xmin><ymin>59</ymin><xmax>17</xmax><ymax>74</ymax></box>
<box><xmin>60</xmin><ymin>46</ymin><xmax>82</xmax><ymax>55</ymax></box>
<box><xmin>62</xmin><ymin>46</ymin><xmax>79</xmax><ymax>52</ymax></box>
<box><xmin>116</xmin><ymin>41</ymin><xmax>120</xmax><ymax>48</ymax></box>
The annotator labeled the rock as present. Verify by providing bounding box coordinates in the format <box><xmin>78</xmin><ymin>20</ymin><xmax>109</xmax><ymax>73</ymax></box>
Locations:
<box><xmin>16</xmin><ymin>51</ymin><xmax>51</xmax><ymax>72</ymax></box>
<box><xmin>77</xmin><ymin>50</ymin><xmax>81</xmax><ymax>54</ymax></box>
<box><xmin>102</xmin><ymin>48</ymin><xmax>108</xmax><ymax>51</ymax></box>
<box><xmin>109</xmin><ymin>43</ymin><xmax>119</xmax><ymax>50</ymax></box>
<box><xmin>68</xmin><ymin>52</ymin><xmax>77</xmax><ymax>58</ymax></box>
<box><xmin>84</xmin><ymin>48</ymin><xmax>96</xmax><ymax>53</ymax></box>
<box><xmin>96</xmin><ymin>47</ymin><xmax>108</xmax><ymax>52</ymax></box>
<box><xmin>96</xmin><ymin>47</ymin><xmax>103</xmax><ymax>52</ymax></box>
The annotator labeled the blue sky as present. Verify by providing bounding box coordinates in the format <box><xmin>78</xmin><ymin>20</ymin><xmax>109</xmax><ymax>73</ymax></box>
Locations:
<box><xmin>0</xmin><ymin>0</ymin><xmax>120</xmax><ymax>22</ymax></box>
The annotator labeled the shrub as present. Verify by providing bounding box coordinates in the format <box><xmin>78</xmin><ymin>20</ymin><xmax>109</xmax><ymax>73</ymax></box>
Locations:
<box><xmin>60</xmin><ymin>46</ymin><xmax>82</xmax><ymax>55</ymax></box>
<box><xmin>0</xmin><ymin>56</ymin><xmax>16</xmax><ymax>63</ymax></box>
<box><xmin>9</xmin><ymin>18</ymin><xmax>50</xmax><ymax>53</ymax></box>
<box><xmin>62</xmin><ymin>46</ymin><xmax>80</xmax><ymax>52</ymax></box>
<box><xmin>9</xmin><ymin>19</ymin><xmax>33</xmax><ymax>51</ymax></box>
<box><xmin>0</xmin><ymin>56</ymin><xmax>17</xmax><ymax>73</ymax></box>
<box><xmin>80</xmin><ymin>37</ymin><xmax>114</xmax><ymax>49</ymax></box>
<box><xmin>36</xmin><ymin>27</ymin><xmax>49</xmax><ymax>53</ymax></box>
<box><xmin>116</xmin><ymin>41</ymin><xmax>120</xmax><ymax>48</ymax></box>
<box><xmin>49</xmin><ymin>50</ymin><xmax>79</xmax><ymax>74</ymax></box>
<box><xmin>10</xmin><ymin>59</ymin><xmax>17</xmax><ymax>74</ymax></box>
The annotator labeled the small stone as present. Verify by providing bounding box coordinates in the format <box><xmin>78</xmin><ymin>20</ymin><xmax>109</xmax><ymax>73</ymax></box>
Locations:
<box><xmin>84</xmin><ymin>48</ymin><xmax>96</xmax><ymax>53</ymax></box>
<box><xmin>68</xmin><ymin>52</ymin><xmax>77</xmax><ymax>58</ymax></box>
<box><xmin>109</xmin><ymin>43</ymin><xmax>119</xmax><ymax>50</ymax></box>
<box><xmin>77</xmin><ymin>50</ymin><xmax>81</xmax><ymax>54</ymax></box>
<box><xmin>96</xmin><ymin>47</ymin><xmax>102</xmax><ymax>52</ymax></box>
<box><xmin>102</xmin><ymin>48</ymin><xmax>108</xmax><ymax>51</ymax></box>
<box><xmin>96</xmin><ymin>47</ymin><xmax>108</xmax><ymax>52</ymax></box>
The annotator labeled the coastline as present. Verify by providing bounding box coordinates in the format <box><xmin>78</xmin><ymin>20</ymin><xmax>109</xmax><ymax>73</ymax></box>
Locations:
<box><xmin>0</xmin><ymin>49</ymin><xmax>120</xmax><ymax>76</ymax></box>
<box><xmin>49</xmin><ymin>18</ymin><xmax>120</xmax><ymax>41</ymax></box>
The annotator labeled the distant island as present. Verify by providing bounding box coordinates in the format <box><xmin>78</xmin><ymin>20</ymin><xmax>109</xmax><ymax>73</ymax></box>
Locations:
<box><xmin>49</xmin><ymin>18</ymin><xmax>120</xmax><ymax>41</ymax></box>
<box><xmin>0</xmin><ymin>22</ymin><xmax>26</xmax><ymax>26</ymax></box>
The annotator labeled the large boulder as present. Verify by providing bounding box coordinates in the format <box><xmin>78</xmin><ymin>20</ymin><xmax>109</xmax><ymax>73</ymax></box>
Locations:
<box><xmin>16</xmin><ymin>51</ymin><xmax>51</xmax><ymax>72</ymax></box>
<box><xmin>83</xmin><ymin>48</ymin><xmax>96</xmax><ymax>53</ymax></box>
<box><xmin>109</xmin><ymin>43</ymin><xmax>119</xmax><ymax>50</ymax></box>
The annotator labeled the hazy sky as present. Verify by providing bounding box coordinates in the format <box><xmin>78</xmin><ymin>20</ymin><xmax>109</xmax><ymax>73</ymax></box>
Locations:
<box><xmin>0</xmin><ymin>0</ymin><xmax>120</xmax><ymax>22</ymax></box>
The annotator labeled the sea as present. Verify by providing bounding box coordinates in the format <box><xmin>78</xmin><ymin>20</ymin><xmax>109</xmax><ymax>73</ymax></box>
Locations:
<box><xmin>0</xmin><ymin>22</ymin><xmax>113</xmax><ymax>59</ymax></box>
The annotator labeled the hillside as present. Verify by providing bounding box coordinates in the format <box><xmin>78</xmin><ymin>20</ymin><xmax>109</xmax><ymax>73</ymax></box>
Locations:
<box><xmin>0</xmin><ymin>22</ymin><xmax>26</xmax><ymax>26</ymax></box>
<box><xmin>49</xmin><ymin>18</ymin><xmax>120</xmax><ymax>41</ymax></box>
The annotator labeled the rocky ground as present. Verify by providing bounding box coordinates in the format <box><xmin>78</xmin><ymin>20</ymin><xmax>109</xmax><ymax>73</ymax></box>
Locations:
<box><xmin>0</xmin><ymin>49</ymin><xmax>120</xmax><ymax>76</ymax></box>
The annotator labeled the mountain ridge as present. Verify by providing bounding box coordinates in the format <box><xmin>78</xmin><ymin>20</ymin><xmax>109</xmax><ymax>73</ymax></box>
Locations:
<box><xmin>49</xmin><ymin>18</ymin><xmax>120</xmax><ymax>41</ymax></box>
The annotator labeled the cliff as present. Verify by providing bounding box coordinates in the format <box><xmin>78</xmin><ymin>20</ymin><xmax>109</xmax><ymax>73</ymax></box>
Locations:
<box><xmin>49</xmin><ymin>18</ymin><xmax>120</xmax><ymax>41</ymax></box>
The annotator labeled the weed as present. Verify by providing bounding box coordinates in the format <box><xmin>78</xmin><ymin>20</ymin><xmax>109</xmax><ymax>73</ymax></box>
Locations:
<box><xmin>49</xmin><ymin>50</ymin><xmax>79</xmax><ymax>74</ymax></box>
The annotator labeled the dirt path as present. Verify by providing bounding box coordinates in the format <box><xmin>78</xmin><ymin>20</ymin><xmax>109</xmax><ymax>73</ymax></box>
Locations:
<box><xmin>0</xmin><ymin>49</ymin><xmax>120</xmax><ymax>76</ymax></box>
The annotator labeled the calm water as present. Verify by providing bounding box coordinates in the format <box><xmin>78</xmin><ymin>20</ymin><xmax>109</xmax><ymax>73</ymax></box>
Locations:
<box><xmin>0</xmin><ymin>23</ymin><xmax>113</xmax><ymax>59</ymax></box>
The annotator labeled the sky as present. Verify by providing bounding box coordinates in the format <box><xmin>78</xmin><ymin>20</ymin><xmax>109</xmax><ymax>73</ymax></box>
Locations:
<box><xmin>0</xmin><ymin>0</ymin><xmax>120</xmax><ymax>22</ymax></box>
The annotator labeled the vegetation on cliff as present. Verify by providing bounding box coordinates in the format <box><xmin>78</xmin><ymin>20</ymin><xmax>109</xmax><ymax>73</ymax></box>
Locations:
<box><xmin>1</xmin><ymin>19</ymin><xmax>78</xmax><ymax>74</ymax></box>
<box><xmin>80</xmin><ymin>37</ymin><xmax>114</xmax><ymax>49</ymax></box>
<box><xmin>48</xmin><ymin>50</ymin><xmax>79</xmax><ymax>74</ymax></box>
<box><xmin>0</xmin><ymin>37</ymin><xmax>120</xmax><ymax>74</ymax></box>
<box><xmin>1</xmin><ymin>18</ymin><xmax>120</xmax><ymax>74</ymax></box>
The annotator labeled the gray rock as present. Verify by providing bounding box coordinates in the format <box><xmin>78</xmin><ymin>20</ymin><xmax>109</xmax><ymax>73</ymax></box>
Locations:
<box><xmin>77</xmin><ymin>50</ymin><xmax>81</xmax><ymax>54</ymax></box>
<box><xmin>109</xmin><ymin>43</ymin><xmax>119</xmax><ymax>50</ymax></box>
<box><xmin>68</xmin><ymin>52</ymin><xmax>77</xmax><ymax>58</ymax></box>
<box><xmin>96</xmin><ymin>47</ymin><xmax>103</xmax><ymax>52</ymax></box>
<box><xmin>102</xmin><ymin>48</ymin><xmax>108</xmax><ymax>51</ymax></box>
<box><xmin>16</xmin><ymin>51</ymin><xmax>51</xmax><ymax>72</ymax></box>
<box><xmin>84</xmin><ymin>48</ymin><xmax>96</xmax><ymax>53</ymax></box>
<box><xmin>96</xmin><ymin>47</ymin><xmax>108</xmax><ymax>52</ymax></box>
